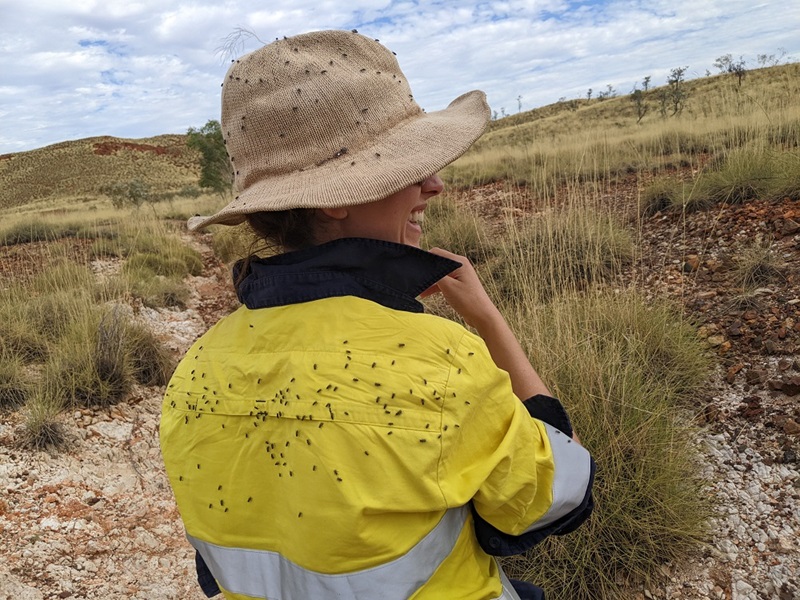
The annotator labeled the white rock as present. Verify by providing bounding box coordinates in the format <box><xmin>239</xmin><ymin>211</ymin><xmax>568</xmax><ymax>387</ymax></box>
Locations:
<box><xmin>39</xmin><ymin>517</ymin><xmax>60</xmax><ymax>530</ymax></box>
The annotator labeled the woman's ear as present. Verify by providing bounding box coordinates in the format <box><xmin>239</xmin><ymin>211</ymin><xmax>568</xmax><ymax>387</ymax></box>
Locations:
<box><xmin>319</xmin><ymin>207</ymin><xmax>348</xmax><ymax>220</ymax></box>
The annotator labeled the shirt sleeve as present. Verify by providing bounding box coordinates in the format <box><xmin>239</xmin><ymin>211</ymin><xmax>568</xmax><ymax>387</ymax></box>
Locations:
<box><xmin>436</xmin><ymin>331</ymin><xmax>595</xmax><ymax>554</ymax></box>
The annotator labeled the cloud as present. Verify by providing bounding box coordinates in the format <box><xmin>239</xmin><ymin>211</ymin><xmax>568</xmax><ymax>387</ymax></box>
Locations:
<box><xmin>0</xmin><ymin>0</ymin><xmax>798</xmax><ymax>152</ymax></box>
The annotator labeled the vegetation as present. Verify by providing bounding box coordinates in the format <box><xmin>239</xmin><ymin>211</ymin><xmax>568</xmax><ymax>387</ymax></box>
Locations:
<box><xmin>186</xmin><ymin>120</ymin><xmax>233</xmax><ymax>196</ymax></box>
<box><xmin>0</xmin><ymin>213</ymin><xmax>185</xmax><ymax>448</ymax></box>
<box><xmin>424</xmin><ymin>194</ymin><xmax>710</xmax><ymax>600</ymax></box>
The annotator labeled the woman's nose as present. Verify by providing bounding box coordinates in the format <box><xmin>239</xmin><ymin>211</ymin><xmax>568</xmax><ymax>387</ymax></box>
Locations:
<box><xmin>422</xmin><ymin>173</ymin><xmax>444</xmax><ymax>196</ymax></box>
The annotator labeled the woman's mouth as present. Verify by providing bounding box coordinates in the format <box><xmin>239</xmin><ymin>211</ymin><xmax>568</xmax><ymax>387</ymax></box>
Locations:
<box><xmin>408</xmin><ymin>210</ymin><xmax>424</xmax><ymax>225</ymax></box>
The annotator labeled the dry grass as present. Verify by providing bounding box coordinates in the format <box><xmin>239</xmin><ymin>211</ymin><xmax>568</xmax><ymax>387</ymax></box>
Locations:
<box><xmin>423</xmin><ymin>187</ymin><xmax>711</xmax><ymax>600</ymax></box>
<box><xmin>447</xmin><ymin>63</ymin><xmax>800</xmax><ymax>195</ymax></box>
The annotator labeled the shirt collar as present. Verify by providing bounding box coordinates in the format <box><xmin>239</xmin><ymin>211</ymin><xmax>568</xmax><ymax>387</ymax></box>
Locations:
<box><xmin>234</xmin><ymin>238</ymin><xmax>461</xmax><ymax>313</ymax></box>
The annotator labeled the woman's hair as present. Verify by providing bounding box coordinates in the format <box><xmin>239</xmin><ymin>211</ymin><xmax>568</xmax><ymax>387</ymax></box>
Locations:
<box><xmin>247</xmin><ymin>209</ymin><xmax>319</xmax><ymax>253</ymax></box>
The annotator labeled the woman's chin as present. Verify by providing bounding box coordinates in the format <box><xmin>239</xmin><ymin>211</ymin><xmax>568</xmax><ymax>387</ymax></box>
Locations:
<box><xmin>404</xmin><ymin>223</ymin><xmax>423</xmax><ymax>247</ymax></box>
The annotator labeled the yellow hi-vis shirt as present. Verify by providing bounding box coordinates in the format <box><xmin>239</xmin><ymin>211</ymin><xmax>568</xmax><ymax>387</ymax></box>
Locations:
<box><xmin>161</xmin><ymin>296</ymin><xmax>592</xmax><ymax>599</ymax></box>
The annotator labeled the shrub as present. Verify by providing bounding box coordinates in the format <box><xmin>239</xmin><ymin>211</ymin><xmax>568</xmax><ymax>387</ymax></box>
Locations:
<box><xmin>20</xmin><ymin>384</ymin><xmax>66</xmax><ymax>450</ymax></box>
<box><xmin>733</xmin><ymin>241</ymin><xmax>784</xmax><ymax>289</ymax></box>
<box><xmin>501</xmin><ymin>291</ymin><xmax>711</xmax><ymax>600</ymax></box>
<box><xmin>0</xmin><ymin>345</ymin><xmax>28</xmax><ymax>408</ymax></box>
<box><xmin>696</xmin><ymin>148</ymin><xmax>773</xmax><ymax>205</ymax></box>
<box><xmin>123</xmin><ymin>320</ymin><xmax>175</xmax><ymax>386</ymax></box>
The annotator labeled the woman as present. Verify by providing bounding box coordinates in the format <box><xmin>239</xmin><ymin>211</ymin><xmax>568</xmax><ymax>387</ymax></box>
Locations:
<box><xmin>161</xmin><ymin>30</ymin><xmax>594</xmax><ymax>600</ymax></box>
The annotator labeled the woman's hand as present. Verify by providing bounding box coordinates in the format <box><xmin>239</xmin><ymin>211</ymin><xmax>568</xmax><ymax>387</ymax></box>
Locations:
<box><xmin>422</xmin><ymin>247</ymin><xmax>552</xmax><ymax>400</ymax></box>
<box><xmin>420</xmin><ymin>247</ymin><xmax>502</xmax><ymax>329</ymax></box>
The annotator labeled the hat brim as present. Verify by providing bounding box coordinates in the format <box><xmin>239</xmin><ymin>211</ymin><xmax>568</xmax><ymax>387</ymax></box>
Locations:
<box><xmin>187</xmin><ymin>90</ymin><xmax>489</xmax><ymax>231</ymax></box>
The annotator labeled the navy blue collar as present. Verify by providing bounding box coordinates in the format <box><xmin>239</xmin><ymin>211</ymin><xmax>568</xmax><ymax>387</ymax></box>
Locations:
<box><xmin>234</xmin><ymin>238</ymin><xmax>461</xmax><ymax>313</ymax></box>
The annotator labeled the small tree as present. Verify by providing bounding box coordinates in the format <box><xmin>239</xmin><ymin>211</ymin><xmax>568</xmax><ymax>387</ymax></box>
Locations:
<box><xmin>714</xmin><ymin>54</ymin><xmax>747</xmax><ymax>87</ymax></box>
<box><xmin>630</xmin><ymin>86</ymin><xmax>648</xmax><ymax>124</ymax></box>
<box><xmin>642</xmin><ymin>76</ymin><xmax>651</xmax><ymax>92</ymax></box>
<box><xmin>586</xmin><ymin>88</ymin><xmax>593</xmax><ymax>101</ymax></box>
<box><xmin>666</xmin><ymin>66</ymin><xmax>688</xmax><ymax>115</ymax></box>
<box><xmin>186</xmin><ymin>120</ymin><xmax>233</xmax><ymax>196</ymax></box>
<box><xmin>102</xmin><ymin>179</ymin><xmax>152</xmax><ymax>210</ymax></box>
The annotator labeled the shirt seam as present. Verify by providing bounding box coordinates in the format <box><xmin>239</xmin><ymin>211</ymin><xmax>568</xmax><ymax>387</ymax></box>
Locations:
<box><xmin>435</xmin><ymin>328</ymin><xmax>470</xmax><ymax>509</ymax></box>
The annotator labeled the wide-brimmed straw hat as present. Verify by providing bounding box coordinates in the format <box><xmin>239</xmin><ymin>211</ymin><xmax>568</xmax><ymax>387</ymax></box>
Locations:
<box><xmin>188</xmin><ymin>29</ymin><xmax>490</xmax><ymax>231</ymax></box>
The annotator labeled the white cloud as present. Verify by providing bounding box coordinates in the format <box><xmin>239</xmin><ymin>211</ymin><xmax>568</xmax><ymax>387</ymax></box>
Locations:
<box><xmin>0</xmin><ymin>0</ymin><xmax>798</xmax><ymax>152</ymax></box>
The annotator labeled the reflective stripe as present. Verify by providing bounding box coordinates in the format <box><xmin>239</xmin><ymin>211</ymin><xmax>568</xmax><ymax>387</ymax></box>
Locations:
<box><xmin>187</xmin><ymin>506</ymin><xmax>468</xmax><ymax>600</ymax></box>
<box><xmin>524</xmin><ymin>422</ymin><xmax>592</xmax><ymax>532</ymax></box>
<box><xmin>495</xmin><ymin>564</ymin><xmax>523</xmax><ymax>600</ymax></box>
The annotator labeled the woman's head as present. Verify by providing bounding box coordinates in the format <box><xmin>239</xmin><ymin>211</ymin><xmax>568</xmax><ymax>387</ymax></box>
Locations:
<box><xmin>188</xmin><ymin>30</ymin><xmax>489</xmax><ymax>234</ymax></box>
<box><xmin>246</xmin><ymin>173</ymin><xmax>443</xmax><ymax>252</ymax></box>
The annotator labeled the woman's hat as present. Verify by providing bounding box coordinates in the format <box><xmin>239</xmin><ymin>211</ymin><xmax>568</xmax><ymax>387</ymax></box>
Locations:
<box><xmin>188</xmin><ymin>30</ymin><xmax>490</xmax><ymax>231</ymax></box>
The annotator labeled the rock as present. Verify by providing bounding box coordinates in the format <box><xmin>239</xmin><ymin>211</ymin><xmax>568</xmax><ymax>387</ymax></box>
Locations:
<box><xmin>726</xmin><ymin>364</ymin><xmax>744</xmax><ymax>383</ymax></box>
<box><xmin>739</xmin><ymin>396</ymin><xmax>763</xmax><ymax>419</ymax></box>
<box><xmin>768</xmin><ymin>376</ymin><xmax>800</xmax><ymax>396</ymax></box>
<box><xmin>745</xmin><ymin>369</ymin><xmax>768</xmax><ymax>385</ymax></box>
<box><xmin>733</xmin><ymin>579</ymin><xmax>756</xmax><ymax>600</ymax></box>
<box><xmin>727</xmin><ymin>321</ymin><xmax>744</xmax><ymax>336</ymax></box>
<box><xmin>683</xmin><ymin>254</ymin><xmax>700</xmax><ymax>272</ymax></box>
<box><xmin>776</xmin><ymin>218</ymin><xmax>800</xmax><ymax>236</ymax></box>
<box><xmin>782</xmin><ymin>419</ymin><xmax>800</xmax><ymax>436</ymax></box>
<box><xmin>0</xmin><ymin>568</ymin><xmax>44</xmax><ymax>600</ymax></box>
<box><xmin>87</xmin><ymin>421</ymin><xmax>133</xmax><ymax>441</ymax></box>
<box><xmin>707</xmin><ymin>334</ymin><xmax>726</xmax><ymax>347</ymax></box>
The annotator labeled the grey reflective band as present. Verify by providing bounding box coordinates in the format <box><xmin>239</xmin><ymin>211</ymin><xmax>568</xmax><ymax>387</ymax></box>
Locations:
<box><xmin>495</xmin><ymin>564</ymin><xmax>523</xmax><ymax>600</ymax></box>
<box><xmin>524</xmin><ymin>422</ymin><xmax>592</xmax><ymax>532</ymax></box>
<box><xmin>188</xmin><ymin>506</ymin><xmax>468</xmax><ymax>599</ymax></box>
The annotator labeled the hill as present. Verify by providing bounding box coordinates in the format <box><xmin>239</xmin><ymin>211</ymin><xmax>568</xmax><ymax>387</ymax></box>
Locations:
<box><xmin>0</xmin><ymin>134</ymin><xmax>200</xmax><ymax>210</ymax></box>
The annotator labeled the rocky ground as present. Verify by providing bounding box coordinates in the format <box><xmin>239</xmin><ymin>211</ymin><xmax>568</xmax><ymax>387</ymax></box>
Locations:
<box><xmin>0</xmin><ymin>192</ymin><xmax>798</xmax><ymax>599</ymax></box>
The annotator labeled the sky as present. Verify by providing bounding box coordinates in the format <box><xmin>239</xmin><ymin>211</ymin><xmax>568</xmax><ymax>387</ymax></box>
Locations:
<box><xmin>1</xmin><ymin>0</ymin><xmax>798</xmax><ymax>154</ymax></box>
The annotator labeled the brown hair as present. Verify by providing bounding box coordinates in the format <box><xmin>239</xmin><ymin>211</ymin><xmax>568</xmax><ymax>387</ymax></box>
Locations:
<box><xmin>246</xmin><ymin>209</ymin><xmax>319</xmax><ymax>253</ymax></box>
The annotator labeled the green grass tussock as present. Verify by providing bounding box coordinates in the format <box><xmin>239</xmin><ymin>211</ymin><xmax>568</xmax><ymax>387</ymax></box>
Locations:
<box><xmin>484</xmin><ymin>205</ymin><xmax>634</xmax><ymax>303</ymax></box>
<box><xmin>20</xmin><ymin>385</ymin><xmax>66</xmax><ymax>450</ymax></box>
<box><xmin>0</xmin><ymin>345</ymin><xmax>29</xmax><ymax>409</ymax></box>
<box><xmin>501</xmin><ymin>292</ymin><xmax>711</xmax><ymax>600</ymax></box>
<box><xmin>422</xmin><ymin>201</ymin><xmax>711</xmax><ymax>599</ymax></box>
<box><xmin>732</xmin><ymin>241</ymin><xmax>784</xmax><ymax>290</ymax></box>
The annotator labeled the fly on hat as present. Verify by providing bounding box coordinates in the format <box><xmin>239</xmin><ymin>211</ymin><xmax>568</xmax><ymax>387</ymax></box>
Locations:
<box><xmin>188</xmin><ymin>29</ymin><xmax>490</xmax><ymax>231</ymax></box>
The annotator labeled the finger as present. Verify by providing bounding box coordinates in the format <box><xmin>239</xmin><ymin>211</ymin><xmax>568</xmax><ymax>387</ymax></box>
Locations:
<box><xmin>428</xmin><ymin>247</ymin><xmax>461</xmax><ymax>261</ymax></box>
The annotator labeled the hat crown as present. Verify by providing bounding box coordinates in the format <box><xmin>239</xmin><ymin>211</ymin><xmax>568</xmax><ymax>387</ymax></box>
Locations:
<box><xmin>222</xmin><ymin>31</ymin><xmax>422</xmax><ymax>195</ymax></box>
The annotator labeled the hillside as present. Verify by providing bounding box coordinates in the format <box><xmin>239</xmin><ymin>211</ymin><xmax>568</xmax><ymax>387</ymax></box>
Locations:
<box><xmin>482</xmin><ymin>62</ymin><xmax>800</xmax><ymax>143</ymax></box>
<box><xmin>0</xmin><ymin>135</ymin><xmax>200</xmax><ymax>210</ymax></box>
